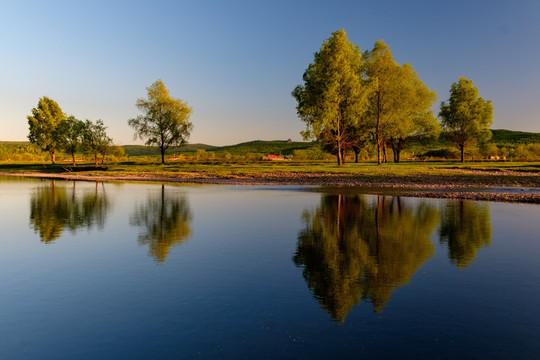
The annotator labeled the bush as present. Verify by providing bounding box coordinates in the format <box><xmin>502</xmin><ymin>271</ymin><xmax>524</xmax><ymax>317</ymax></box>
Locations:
<box><xmin>245</xmin><ymin>152</ymin><xmax>264</xmax><ymax>161</ymax></box>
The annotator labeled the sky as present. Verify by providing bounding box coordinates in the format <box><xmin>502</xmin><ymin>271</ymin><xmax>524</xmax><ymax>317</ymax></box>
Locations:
<box><xmin>1</xmin><ymin>0</ymin><xmax>539</xmax><ymax>146</ymax></box>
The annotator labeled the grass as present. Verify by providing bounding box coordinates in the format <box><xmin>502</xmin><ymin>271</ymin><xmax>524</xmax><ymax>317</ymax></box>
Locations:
<box><xmin>2</xmin><ymin>159</ymin><xmax>539</xmax><ymax>177</ymax></box>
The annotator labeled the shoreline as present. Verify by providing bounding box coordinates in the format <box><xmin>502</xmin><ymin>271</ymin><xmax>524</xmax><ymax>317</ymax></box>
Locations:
<box><xmin>2</xmin><ymin>171</ymin><xmax>539</xmax><ymax>204</ymax></box>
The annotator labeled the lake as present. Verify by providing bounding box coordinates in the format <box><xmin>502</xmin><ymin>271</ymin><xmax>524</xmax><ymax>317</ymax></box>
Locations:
<box><xmin>1</xmin><ymin>176</ymin><xmax>539</xmax><ymax>359</ymax></box>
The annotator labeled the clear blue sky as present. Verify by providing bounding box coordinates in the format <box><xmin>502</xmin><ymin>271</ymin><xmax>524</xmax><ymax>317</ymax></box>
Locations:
<box><xmin>1</xmin><ymin>0</ymin><xmax>539</xmax><ymax>145</ymax></box>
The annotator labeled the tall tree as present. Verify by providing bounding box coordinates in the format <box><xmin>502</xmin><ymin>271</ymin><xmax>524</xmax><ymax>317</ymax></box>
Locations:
<box><xmin>387</xmin><ymin>64</ymin><xmax>440</xmax><ymax>162</ymax></box>
<box><xmin>27</xmin><ymin>97</ymin><xmax>66</xmax><ymax>164</ymax></box>
<box><xmin>82</xmin><ymin>119</ymin><xmax>112</xmax><ymax>166</ymax></box>
<box><xmin>439</xmin><ymin>76</ymin><xmax>493</xmax><ymax>162</ymax></box>
<box><xmin>55</xmin><ymin>116</ymin><xmax>85</xmax><ymax>167</ymax></box>
<box><xmin>364</xmin><ymin>40</ymin><xmax>403</xmax><ymax>164</ymax></box>
<box><xmin>128</xmin><ymin>80</ymin><xmax>193</xmax><ymax>164</ymax></box>
<box><xmin>292</xmin><ymin>29</ymin><xmax>370</xmax><ymax>166</ymax></box>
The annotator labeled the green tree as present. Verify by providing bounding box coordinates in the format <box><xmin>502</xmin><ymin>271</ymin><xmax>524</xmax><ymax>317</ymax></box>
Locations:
<box><xmin>82</xmin><ymin>119</ymin><xmax>112</xmax><ymax>166</ymax></box>
<box><xmin>27</xmin><ymin>97</ymin><xmax>66</xmax><ymax>164</ymax></box>
<box><xmin>364</xmin><ymin>40</ymin><xmax>403</xmax><ymax>164</ymax></box>
<box><xmin>387</xmin><ymin>64</ymin><xmax>440</xmax><ymax>162</ymax></box>
<box><xmin>292</xmin><ymin>29</ymin><xmax>370</xmax><ymax>166</ymax></box>
<box><xmin>439</xmin><ymin>76</ymin><xmax>494</xmax><ymax>162</ymax></box>
<box><xmin>55</xmin><ymin>116</ymin><xmax>85</xmax><ymax>167</ymax></box>
<box><xmin>128</xmin><ymin>80</ymin><xmax>193</xmax><ymax>164</ymax></box>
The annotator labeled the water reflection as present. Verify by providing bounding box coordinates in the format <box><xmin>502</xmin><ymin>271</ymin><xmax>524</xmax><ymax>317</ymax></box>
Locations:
<box><xmin>439</xmin><ymin>200</ymin><xmax>492</xmax><ymax>269</ymax></box>
<box><xmin>130</xmin><ymin>185</ymin><xmax>192</xmax><ymax>263</ymax></box>
<box><xmin>294</xmin><ymin>194</ymin><xmax>439</xmax><ymax>321</ymax></box>
<box><xmin>29</xmin><ymin>180</ymin><xmax>111</xmax><ymax>243</ymax></box>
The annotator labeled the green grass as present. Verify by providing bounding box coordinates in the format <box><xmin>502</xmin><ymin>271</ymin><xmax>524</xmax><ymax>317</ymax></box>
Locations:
<box><xmin>2</xmin><ymin>159</ymin><xmax>538</xmax><ymax>176</ymax></box>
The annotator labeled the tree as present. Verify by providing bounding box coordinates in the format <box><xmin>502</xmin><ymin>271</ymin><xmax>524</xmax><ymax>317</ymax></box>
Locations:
<box><xmin>82</xmin><ymin>119</ymin><xmax>112</xmax><ymax>166</ymax></box>
<box><xmin>386</xmin><ymin>64</ymin><xmax>440</xmax><ymax>162</ymax></box>
<box><xmin>27</xmin><ymin>97</ymin><xmax>66</xmax><ymax>164</ymax></box>
<box><xmin>292</xmin><ymin>29</ymin><xmax>370</xmax><ymax>166</ymax></box>
<box><xmin>363</xmin><ymin>40</ymin><xmax>403</xmax><ymax>164</ymax></box>
<box><xmin>439</xmin><ymin>76</ymin><xmax>493</xmax><ymax>162</ymax></box>
<box><xmin>55</xmin><ymin>116</ymin><xmax>85</xmax><ymax>167</ymax></box>
<box><xmin>128</xmin><ymin>80</ymin><xmax>193</xmax><ymax>164</ymax></box>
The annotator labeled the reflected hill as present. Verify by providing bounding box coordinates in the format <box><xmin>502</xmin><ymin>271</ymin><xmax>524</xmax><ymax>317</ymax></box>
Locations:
<box><xmin>29</xmin><ymin>180</ymin><xmax>111</xmax><ymax>243</ymax></box>
<box><xmin>294</xmin><ymin>194</ymin><xmax>439</xmax><ymax>321</ymax></box>
<box><xmin>130</xmin><ymin>184</ymin><xmax>192</xmax><ymax>263</ymax></box>
<box><xmin>438</xmin><ymin>200</ymin><xmax>492</xmax><ymax>269</ymax></box>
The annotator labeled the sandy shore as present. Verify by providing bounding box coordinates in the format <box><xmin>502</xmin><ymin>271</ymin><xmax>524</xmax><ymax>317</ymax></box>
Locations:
<box><xmin>2</xmin><ymin>171</ymin><xmax>540</xmax><ymax>204</ymax></box>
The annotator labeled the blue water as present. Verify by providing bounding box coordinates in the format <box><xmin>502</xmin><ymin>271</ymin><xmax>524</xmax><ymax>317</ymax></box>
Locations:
<box><xmin>1</xmin><ymin>177</ymin><xmax>539</xmax><ymax>359</ymax></box>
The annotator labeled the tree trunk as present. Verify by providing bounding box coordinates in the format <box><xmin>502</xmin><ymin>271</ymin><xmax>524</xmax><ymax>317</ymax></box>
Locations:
<box><xmin>50</xmin><ymin>150</ymin><xmax>56</xmax><ymax>164</ymax></box>
<box><xmin>94</xmin><ymin>154</ymin><xmax>98</xmax><ymax>167</ymax></box>
<box><xmin>161</xmin><ymin>149</ymin><xmax>166</xmax><ymax>165</ymax></box>
<box><xmin>337</xmin><ymin>142</ymin><xmax>343</xmax><ymax>166</ymax></box>
<box><xmin>72</xmin><ymin>153</ymin><xmax>76</xmax><ymax>167</ymax></box>
<box><xmin>354</xmin><ymin>151</ymin><xmax>359</xmax><ymax>163</ymax></box>
<box><xmin>460</xmin><ymin>145</ymin><xmax>464</xmax><ymax>163</ymax></box>
<box><xmin>376</xmin><ymin>90</ymin><xmax>382</xmax><ymax>165</ymax></box>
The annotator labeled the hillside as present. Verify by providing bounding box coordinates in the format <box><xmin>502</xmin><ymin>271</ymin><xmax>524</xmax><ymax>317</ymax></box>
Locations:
<box><xmin>491</xmin><ymin>129</ymin><xmax>540</xmax><ymax>146</ymax></box>
<box><xmin>122</xmin><ymin>143</ymin><xmax>216</xmax><ymax>156</ymax></box>
<box><xmin>211</xmin><ymin>140</ymin><xmax>316</xmax><ymax>156</ymax></box>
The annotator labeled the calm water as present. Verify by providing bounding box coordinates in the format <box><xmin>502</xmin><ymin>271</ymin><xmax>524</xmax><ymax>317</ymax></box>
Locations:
<box><xmin>1</xmin><ymin>176</ymin><xmax>540</xmax><ymax>359</ymax></box>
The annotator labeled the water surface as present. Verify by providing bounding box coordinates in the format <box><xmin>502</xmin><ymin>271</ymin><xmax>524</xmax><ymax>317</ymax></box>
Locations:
<box><xmin>1</xmin><ymin>176</ymin><xmax>539</xmax><ymax>359</ymax></box>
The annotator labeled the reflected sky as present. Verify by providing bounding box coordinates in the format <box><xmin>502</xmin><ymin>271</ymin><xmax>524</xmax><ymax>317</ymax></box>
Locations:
<box><xmin>1</xmin><ymin>176</ymin><xmax>539</xmax><ymax>359</ymax></box>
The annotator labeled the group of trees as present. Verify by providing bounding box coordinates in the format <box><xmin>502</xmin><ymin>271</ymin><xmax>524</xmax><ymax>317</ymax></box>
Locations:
<box><xmin>26</xmin><ymin>79</ymin><xmax>193</xmax><ymax>166</ymax></box>
<box><xmin>293</xmin><ymin>29</ymin><xmax>493</xmax><ymax>164</ymax></box>
<box><xmin>27</xmin><ymin>97</ymin><xmax>112</xmax><ymax>166</ymax></box>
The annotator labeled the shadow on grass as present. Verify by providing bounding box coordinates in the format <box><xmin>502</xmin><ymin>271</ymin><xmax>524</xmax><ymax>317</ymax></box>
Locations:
<box><xmin>0</xmin><ymin>163</ymin><xmax>107</xmax><ymax>173</ymax></box>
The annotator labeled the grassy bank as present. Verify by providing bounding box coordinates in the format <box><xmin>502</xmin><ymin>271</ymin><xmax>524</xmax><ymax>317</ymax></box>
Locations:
<box><xmin>1</xmin><ymin>160</ymin><xmax>539</xmax><ymax>185</ymax></box>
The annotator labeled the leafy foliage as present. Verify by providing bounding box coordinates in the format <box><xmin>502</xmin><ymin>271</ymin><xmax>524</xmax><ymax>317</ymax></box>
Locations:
<box><xmin>27</xmin><ymin>97</ymin><xmax>66</xmax><ymax>163</ymax></box>
<box><xmin>55</xmin><ymin>116</ymin><xmax>85</xmax><ymax>166</ymax></box>
<box><xmin>439</xmin><ymin>77</ymin><xmax>493</xmax><ymax>162</ymax></box>
<box><xmin>292</xmin><ymin>29</ymin><xmax>370</xmax><ymax>165</ymax></box>
<box><xmin>82</xmin><ymin>119</ymin><xmax>112</xmax><ymax>166</ymax></box>
<box><xmin>128</xmin><ymin>80</ymin><xmax>193</xmax><ymax>164</ymax></box>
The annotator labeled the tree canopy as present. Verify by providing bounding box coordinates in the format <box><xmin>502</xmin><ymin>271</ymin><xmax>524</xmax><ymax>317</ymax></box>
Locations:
<box><xmin>439</xmin><ymin>76</ymin><xmax>493</xmax><ymax>162</ymax></box>
<box><xmin>82</xmin><ymin>119</ymin><xmax>112</xmax><ymax>166</ymax></box>
<box><xmin>27</xmin><ymin>97</ymin><xmax>66</xmax><ymax>163</ymax></box>
<box><xmin>128</xmin><ymin>80</ymin><xmax>193</xmax><ymax>164</ymax></box>
<box><xmin>292</xmin><ymin>29</ymin><xmax>370</xmax><ymax>166</ymax></box>
<box><xmin>55</xmin><ymin>116</ymin><xmax>85</xmax><ymax>167</ymax></box>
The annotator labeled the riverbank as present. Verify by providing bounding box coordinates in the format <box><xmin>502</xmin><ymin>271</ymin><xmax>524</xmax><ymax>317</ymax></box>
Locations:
<box><xmin>2</xmin><ymin>167</ymin><xmax>539</xmax><ymax>203</ymax></box>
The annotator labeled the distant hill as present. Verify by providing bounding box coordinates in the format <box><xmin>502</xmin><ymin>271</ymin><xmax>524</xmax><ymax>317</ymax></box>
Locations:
<box><xmin>122</xmin><ymin>143</ymin><xmax>216</xmax><ymax>156</ymax></box>
<box><xmin>211</xmin><ymin>140</ymin><xmax>316</xmax><ymax>156</ymax></box>
<box><xmin>122</xmin><ymin>140</ymin><xmax>316</xmax><ymax>156</ymax></box>
<box><xmin>491</xmin><ymin>129</ymin><xmax>540</xmax><ymax>146</ymax></box>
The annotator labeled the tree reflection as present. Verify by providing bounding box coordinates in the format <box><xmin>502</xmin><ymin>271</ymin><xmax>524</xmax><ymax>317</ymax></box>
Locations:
<box><xmin>130</xmin><ymin>184</ymin><xmax>192</xmax><ymax>263</ymax></box>
<box><xmin>438</xmin><ymin>200</ymin><xmax>491</xmax><ymax>269</ymax></box>
<box><xmin>29</xmin><ymin>180</ymin><xmax>111</xmax><ymax>243</ymax></box>
<box><xmin>294</xmin><ymin>194</ymin><xmax>439</xmax><ymax>321</ymax></box>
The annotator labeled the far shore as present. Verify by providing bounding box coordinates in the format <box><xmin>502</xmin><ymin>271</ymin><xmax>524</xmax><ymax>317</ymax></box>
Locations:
<box><xmin>2</xmin><ymin>169</ymin><xmax>539</xmax><ymax>204</ymax></box>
